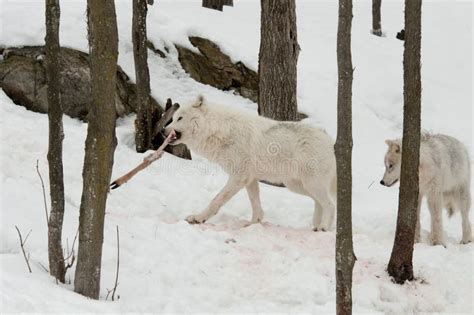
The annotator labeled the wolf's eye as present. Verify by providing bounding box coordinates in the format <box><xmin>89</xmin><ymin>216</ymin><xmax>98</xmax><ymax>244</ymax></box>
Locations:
<box><xmin>177</xmin><ymin>116</ymin><xmax>183</xmax><ymax>122</ymax></box>
<box><xmin>389</xmin><ymin>164</ymin><xmax>393</xmax><ymax>170</ymax></box>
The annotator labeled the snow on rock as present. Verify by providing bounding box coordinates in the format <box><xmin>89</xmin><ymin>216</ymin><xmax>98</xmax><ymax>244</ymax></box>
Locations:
<box><xmin>0</xmin><ymin>0</ymin><xmax>472</xmax><ymax>313</ymax></box>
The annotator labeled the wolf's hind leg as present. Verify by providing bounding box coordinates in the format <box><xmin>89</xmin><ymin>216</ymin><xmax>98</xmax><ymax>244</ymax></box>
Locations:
<box><xmin>186</xmin><ymin>177</ymin><xmax>246</xmax><ymax>224</ymax></box>
<box><xmin>459</xmin><ymin>187</ymin><xmax>472</xmax><ymax>244</ymax></box>
<box><xmin>246</xmin><ymin>180</ymin><xmax>264</xmax><ymax>224</ymax></box>
<box><xmin>303</xmin><ymin>179</ymin><xmax>335</xmax><ymax>231</ymax></box>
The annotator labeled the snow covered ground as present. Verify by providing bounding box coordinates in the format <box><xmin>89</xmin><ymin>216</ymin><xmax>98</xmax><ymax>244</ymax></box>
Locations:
<box><xmin>1</xmin><ymin>0</ymin><xmax>472</xmax><ymax>313</ymax></box>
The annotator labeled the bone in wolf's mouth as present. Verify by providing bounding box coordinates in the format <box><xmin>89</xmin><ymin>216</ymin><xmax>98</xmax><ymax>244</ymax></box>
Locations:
<box><xmin>168</xmin><ymin>130</ymin><xmax>181</xmax><ymax>144</ymax></box>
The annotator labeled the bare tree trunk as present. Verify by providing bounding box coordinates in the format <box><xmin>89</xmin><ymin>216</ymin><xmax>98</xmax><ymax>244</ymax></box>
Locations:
<box><xmin>387</xmin><ymin>0</ymin><xmax>422</xmax><ymax>284</ymax></box>
<box><xmin>258</xmin><ymin>0</ymin><xmax>299</xmax><ymax>121</ymax></box>
<box><xmin>45</xmin><ymin>0</ymin><xmax>66</xmax><ymax>284</ymax></box>
<box><xmin>74</xmin><ymin>0</ymin><xmax>118</xmax><ymax>300</ymax></box>
<box><xmin>133</xmin><ymin>0</ymin><xmax>152</xmax><ymax>153</ymax></box>
<box><xmin>372</xmin><ymin>0</ymin><xmax>382</xmax><ymax>36</ymax></box>
<box><xmin>335</xmin><ymin>0</ymin><xmax>356</xmax><ymax>314</ymax></box>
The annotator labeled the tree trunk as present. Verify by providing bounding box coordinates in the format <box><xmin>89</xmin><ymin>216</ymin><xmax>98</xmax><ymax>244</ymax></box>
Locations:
<box><xmin>335</xmin><ymin>0</ymin><xmax>356</xmax><ymax>314</ymax></box>
<box><xmin>74</xmin><ymin>0</ymin><xmax>118</xmax><ymax>300</ymax></box>
<box><xmin>258</xmin><ymin>0</ymin><xmax>299</xmax><ymax>121</ymax></box>
<box><xmin>45</xmin><ymin>0</ymin><xmax>66</xmax><ymax>284</ymax></box>
<box><xmin>372</xmin><ymin>0</ymin><xmax>382</xmax><ymax>36</ymax></box>
<box><xmin>387</xmin><ymin>0</ymin><xmax>422</xmax><ymax>285</ymax></box>
<box><xmin>133</xmin><ymin>0</ymin><xmax>152</xmax><ymax>153</ymax></box>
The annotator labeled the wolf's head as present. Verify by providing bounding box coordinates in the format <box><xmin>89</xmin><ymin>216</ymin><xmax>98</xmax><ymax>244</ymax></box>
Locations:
<box><xmin>164</xmin><ymin>95</ymin><xmax>207</xmax><ymax>146</ymax></box>
<box><xmin>380</xmin><ymin>139</ymin><xmax>402</xmax><ymax>187</ymax></box>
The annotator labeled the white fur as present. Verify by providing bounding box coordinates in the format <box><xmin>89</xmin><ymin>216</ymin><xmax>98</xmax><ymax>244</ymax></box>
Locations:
<box><xmin>381</xmin><ymin>133</ymin><xmax>472</xmax><ymax>245</ymax></box>
<box><xmin>165</xmin><ymin>95</ymin><xmax>337</xmax><ymax>230</ymax></box>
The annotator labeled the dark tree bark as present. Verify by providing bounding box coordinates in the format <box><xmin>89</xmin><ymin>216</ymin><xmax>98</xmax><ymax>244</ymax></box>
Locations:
<box><xmin>387</xmin><ymin>0</ymin><xmax>422</xmax><ymax>284</ymax></box>
<box><xmin>45</xmin><ymin>0</ymin><xmax>66</xmax><ymax>284</ymax></box>
<box><xmin>133</xmin><ymin>0</ymin><xmax>153</xmax><ymax>153</ymax></box>
<box><xmin>372</xmin><ymin>0</ymin><xmax>382</xmax><ymax>36</ymax></box>
<box><xmin>202</xmin><ymin>0</ymin><xmax>233</xmax><ymax>11</ymax></box>
<box><xmin>74</xmin><ymin>0</ymin><xmax>119</xmax><ymax>299</ymax></box>
<box><xmin>258</xmin><ymin>0</ymin><xmax>299</xmax><ymax>121</ymax></box>
<box><xmin>335</xmin><ymin>0</ymin><xmax>356</xmax><ymax>314</ymax></box>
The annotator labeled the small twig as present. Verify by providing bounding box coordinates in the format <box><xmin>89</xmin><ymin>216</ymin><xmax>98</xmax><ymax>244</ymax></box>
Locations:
<box><xmin>23</xmin><ymin>229</ymin><xmax>32</xmax><ymax>244</ymax></box>
<box><xmin>111</xmin><ymin>226</ymin><xmax>120</xmax><ymax>301</ymax></box>
<box><xmin>37</xmin><ymin>261</ymin><xmax>49</xmax><ymax>273</ymax></box>
<box><xmin>64</xmin><ymin>228</ymin><xmax>79</xmax><ymax>272</ymax></box>
<box><xmin>367</xmin><ymin>180</ymin><xmax>375</xmax><ymax>189</ymax></box>
<box><xmin>106</xmin><ymin>289</ymin><xmax>111</xmax><ymax>301</ymax></box>
<box><xmin>64</xmin><ymin>229</ymin><xmax>79</xmax><ymax>262</ymax></box>
<box><xmin>14</xmin><ymin>226</ymin><xmax>32</xmax><ymax>273</ymax></box>
<box><xmin>36</xmin><ymin>160</ymin><xmax>49</xmax><ymax>226</ymax></box>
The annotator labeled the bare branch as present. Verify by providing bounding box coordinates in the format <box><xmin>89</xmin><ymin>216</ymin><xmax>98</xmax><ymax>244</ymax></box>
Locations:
<box><xmin>36</xmin><ymin>160</ymin><xmax>49</xmax><ymax>226</ymax></box>
<box><xmin>14</xmin><ymin>226</ymin><xmax>32</xmax><ymax>273</ymax></box>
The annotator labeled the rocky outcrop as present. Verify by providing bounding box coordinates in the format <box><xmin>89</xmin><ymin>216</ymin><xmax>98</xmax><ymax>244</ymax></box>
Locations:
<box><xmin>163</xmin><ymin>37</ymin><xmax>308</xmax><ymax>120</ymax></box>
<box><xmin>0</xmin><ymin>46</ymin><xmax>162</xmax><ymax>120</ymax></box>
<box><xmin>175</xmin><ymin>36</ymin><xmax>258</xmax><ymax>102</ymax></box>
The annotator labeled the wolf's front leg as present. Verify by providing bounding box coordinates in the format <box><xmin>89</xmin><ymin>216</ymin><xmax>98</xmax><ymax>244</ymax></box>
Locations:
<box><xmin>186</xmin><ymin>177</ymin><xmax>246</xmax><ymax>224</ymax></box>
<box><xmin>427</xmin><ymin>192</ymin><xmax>445</xmax><ymax>246</ymax></box>
<box><xmin>245</xmin><ymin>180</ymin><xmax>264</xmax><ymax>224</ymax></box>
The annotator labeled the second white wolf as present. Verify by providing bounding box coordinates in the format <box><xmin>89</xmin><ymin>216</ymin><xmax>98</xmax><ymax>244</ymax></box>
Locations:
<box><xmin>164</xmin><ymin>96</ymin><xmax>337</xmax><ymax>231</ymax></box>
<box><xmin>381</xmin><ymin>133</ymin><xmax>472</xmax><ymax>245</ymax></box>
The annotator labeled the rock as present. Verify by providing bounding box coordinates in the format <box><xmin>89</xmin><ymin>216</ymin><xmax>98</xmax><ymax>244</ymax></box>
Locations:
<box><xmin>0</xmin><ymin>46</ymin><xmax>162</xmax><ymax>120</ymax></box>
<box><xmin>0</xmin><ymin>46</ymin><xmax>194</xmax><ymax>160</ymax></box>
<box><xmin>175</xmin><ymin>36</ymin><xmax>258</xmax><ymax>102</ymax></box>
<box><xmin>172</xmin><ymin>37</ymin><xmax>308</xmax><ymax>119</ymax></box>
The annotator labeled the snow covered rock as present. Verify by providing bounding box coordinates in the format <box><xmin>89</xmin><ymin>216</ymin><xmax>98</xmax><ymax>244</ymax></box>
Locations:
<box><xmin>175</xmin><ymin>36</ymin><xmax>258</xmax><ymax>102</ymax></box>
<box><xmin>0</xmin><ymin>46</ymin><xmax>162</xmax><ymax>120</ymax></box>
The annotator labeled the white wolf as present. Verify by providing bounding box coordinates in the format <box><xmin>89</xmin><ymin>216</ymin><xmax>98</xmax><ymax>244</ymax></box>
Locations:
<box><xmin>380</xmin><ymin>133</ymin><xmax>472</xmax><ymax>245</ymax></box>
<box><xmin>164</xmin><ymin>95</ymin><xmax>337</xmax><ymax>231</ymax></box>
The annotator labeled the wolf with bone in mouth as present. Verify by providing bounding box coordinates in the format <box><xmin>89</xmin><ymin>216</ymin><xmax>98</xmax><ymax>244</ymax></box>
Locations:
<box><xmin>164</xmin><ymin>95</ymin><xmax>337</xmax><ymax>231</ymax></box>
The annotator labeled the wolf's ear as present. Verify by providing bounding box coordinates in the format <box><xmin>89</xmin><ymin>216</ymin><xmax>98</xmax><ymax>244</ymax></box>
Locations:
<box><xmin>192</xmin><ymin>95</ymin><xmax>205</xmax><ymax>108</ymax></box>
<box><xmin>386</xmin><ymin>140</ymin><xmax>401</xmax><ymax>153</ymax></box>
<box><xmin>385</xmin><ymin>139</ymin><xmax>394</xmax><ymax>146</ymax></box>
<box><xmin>394</xmin><ymin>143</ymin><xmax>401</xmax><ymax>153</ymax></box>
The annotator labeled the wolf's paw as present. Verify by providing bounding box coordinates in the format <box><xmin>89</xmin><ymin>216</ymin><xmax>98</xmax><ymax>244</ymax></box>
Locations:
<box><xmin>313</xmin><ymin>227</ymin><xmax>327</xmax><ymax>232</ymax></box>
<box><xmin>430</xmin><ymin>237</ymin><xmax>446</xmax><ymax>247</ymax></box>
<box><xmin>243</xmin><ymin>218</ymin><xmax>262</xmax><ymax>228</ymax></box>
<box><xmin>250</xmin><ymin>214</ymin><xmax>264</xmax><ymax>225</ymax></box>
<box><xmin>186</xmin><ymin>214</ymin><xmax>207</xmax><ymax>224</ymax></box>
<box><xmin>460</xmin><ymin>238</ymin><xmax>472</xmax><ymax>245</ymax></box>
